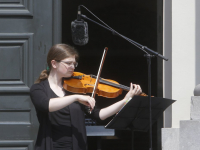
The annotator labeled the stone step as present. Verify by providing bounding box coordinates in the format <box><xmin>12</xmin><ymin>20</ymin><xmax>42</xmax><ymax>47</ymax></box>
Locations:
<box><xmin>162</xmin><ymin>128</ymin><xmax>179</xmax><ymax>150</ymax></box>
<box><xmin>179</xmin><ymin>120</ymin><xmax>200</xmax><ymax>150</ymax></box>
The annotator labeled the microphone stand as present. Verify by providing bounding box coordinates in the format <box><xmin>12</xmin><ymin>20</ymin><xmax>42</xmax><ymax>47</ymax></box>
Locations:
<box><xmin>80</xmin><ymin>12</ymin><xmax>168</xmax><ymax>150</ymax></box>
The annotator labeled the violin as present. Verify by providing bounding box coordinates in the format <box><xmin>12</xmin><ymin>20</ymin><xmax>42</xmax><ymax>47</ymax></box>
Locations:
<box><xmin>63</xmin><ymin>47</ymin><xmax>148</xmax><ymax>103</ymax></box>
<box><xmin>63</xmin><ymin>72</ymin><xmax>147</xmax><ymax>98</ymax></box>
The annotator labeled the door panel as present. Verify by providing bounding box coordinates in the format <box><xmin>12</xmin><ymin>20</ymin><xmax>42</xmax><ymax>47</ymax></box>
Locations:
<box><xmin>0</xmin><ymin>0</ymin><xmax>61</xmax><ymax>149</ymax></box>
<box><xmin>0</xmin><ymin>0</ymin><xmax>33</xmax><ymax>16</ymax></box>
<box><xmin>0</xmin><ymin>33</ymin><xmax>33</xmax><ymax>93</ymax></box>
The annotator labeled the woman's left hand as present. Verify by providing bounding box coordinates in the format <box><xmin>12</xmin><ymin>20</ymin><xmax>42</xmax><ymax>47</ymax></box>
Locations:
<box><xmin>124</xmin><ymin>83</ymin><xmax>142</xmax><ymax>100</ymax></box>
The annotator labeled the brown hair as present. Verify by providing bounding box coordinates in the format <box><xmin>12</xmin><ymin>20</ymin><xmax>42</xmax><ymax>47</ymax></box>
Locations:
<box><xmin>35</xmin><ymin>44</ymin><xmax>79</xmax><ymax>83</ymax></box>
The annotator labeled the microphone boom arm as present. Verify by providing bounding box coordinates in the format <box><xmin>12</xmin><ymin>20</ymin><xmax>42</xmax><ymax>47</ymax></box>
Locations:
<box><xmin>80</xmin><ymin>14</ymin><xmax>168</xmax><ymax>61</ymax></box>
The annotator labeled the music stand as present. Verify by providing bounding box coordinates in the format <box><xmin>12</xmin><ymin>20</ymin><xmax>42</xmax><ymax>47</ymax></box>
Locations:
<box><xmin>105</xmin><ymin>96</ymin><xmax>175</xmax><ymax>149</ymax></box>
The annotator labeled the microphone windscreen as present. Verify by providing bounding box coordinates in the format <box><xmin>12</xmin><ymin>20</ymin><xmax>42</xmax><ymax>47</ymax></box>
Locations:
<box><xmin>71</xmin><ymin>20</ymin><xmax>89</xmax><ymax>45</ymax></box>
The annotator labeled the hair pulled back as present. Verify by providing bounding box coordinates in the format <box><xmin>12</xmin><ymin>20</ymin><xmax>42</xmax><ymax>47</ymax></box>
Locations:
<box><xmin>35</xmin><ymin>44</ymin><xmax>79</xmax><ymax>83</ymax></box>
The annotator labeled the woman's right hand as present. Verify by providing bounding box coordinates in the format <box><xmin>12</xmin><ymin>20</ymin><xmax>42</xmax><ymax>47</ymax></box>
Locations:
<box><xmin>76</xmin><ymin>95</ymin><xmax>96</xmax><ymax>110</ymax></box>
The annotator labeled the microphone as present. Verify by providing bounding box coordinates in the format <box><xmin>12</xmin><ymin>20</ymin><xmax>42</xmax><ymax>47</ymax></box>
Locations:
<box><xmin>71</xmin><ymin>6</ymin><xmax>89</xmax><ymax>45</ymax></box>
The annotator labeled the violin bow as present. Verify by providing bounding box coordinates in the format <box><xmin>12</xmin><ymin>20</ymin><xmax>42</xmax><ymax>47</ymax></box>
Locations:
<box><xmin>90</xmin><ymin>47</ymin><xmax>108</xmax><ymax>112</ymax></box>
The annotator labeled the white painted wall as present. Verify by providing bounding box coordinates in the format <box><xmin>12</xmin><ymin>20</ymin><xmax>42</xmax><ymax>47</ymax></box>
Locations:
<box><xmin>164</xmin><ymin>0</ymin><xmax>196</xmax><ymax>128</ymax></box>
<box><xmin>196</xmin><ymin>1</ymin><xmax>200</xmax><ymax>86</ymax></box>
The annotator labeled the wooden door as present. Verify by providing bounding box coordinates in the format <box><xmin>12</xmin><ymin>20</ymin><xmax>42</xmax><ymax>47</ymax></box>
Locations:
<box><xmin>0</xmin><ymin>0</ymin><xmax>61</xmax><ymax>149</ymax></box>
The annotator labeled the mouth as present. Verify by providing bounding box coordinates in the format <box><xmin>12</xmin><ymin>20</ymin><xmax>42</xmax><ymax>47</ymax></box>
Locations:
<box><xmin>67</xmin><ymin>71</ymin><xmax>74</xmax><ymax>75</ymax></box>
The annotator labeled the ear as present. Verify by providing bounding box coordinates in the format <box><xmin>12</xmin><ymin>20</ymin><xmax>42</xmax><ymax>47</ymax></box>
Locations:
<box><xmin>51</xmin><ymin>60</ymin><xmax>57</xmax><ymax>69</ymax></box>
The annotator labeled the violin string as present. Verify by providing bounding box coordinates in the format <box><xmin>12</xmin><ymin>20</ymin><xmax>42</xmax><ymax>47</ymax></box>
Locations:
<box><xmin>90</xmin><ymin>74</ymin><xmax>130</xmax><ymax>91</ymax></box>
<box><xmin>99</xmin><ymin>79</ymin><xmax>130</xmax><ymax>91</ymax></box>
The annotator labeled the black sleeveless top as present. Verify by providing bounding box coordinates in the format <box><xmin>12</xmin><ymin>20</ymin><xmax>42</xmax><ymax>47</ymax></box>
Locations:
<box><xmin>49</xmin><ymin>89</ymin><xmax>73</xmax><ymax>150</ymax></box>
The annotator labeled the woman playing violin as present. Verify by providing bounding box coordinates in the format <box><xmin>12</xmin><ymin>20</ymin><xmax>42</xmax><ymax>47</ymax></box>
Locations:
<box><xmin>30</xmin><ymin>43</ymin><xmax>142</xmax><ymax>150</ymax></box>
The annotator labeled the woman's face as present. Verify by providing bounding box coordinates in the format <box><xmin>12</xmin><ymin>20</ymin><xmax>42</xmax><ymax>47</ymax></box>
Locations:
<box><xmin>55</xmin><ymin>55</ymin><xmax>77</xmax><ymax>78</ymax></box>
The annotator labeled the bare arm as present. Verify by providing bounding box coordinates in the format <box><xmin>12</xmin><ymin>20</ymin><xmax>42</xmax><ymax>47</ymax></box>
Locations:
<box><xmin>49</xmin><ymin>95</ymin><xmax>95</xmax><ymax>112</ymax></box>
<box><xmin>99</xmin><ymin>83</ymin><xmax>142</xmax><ymax>120</ymax></box>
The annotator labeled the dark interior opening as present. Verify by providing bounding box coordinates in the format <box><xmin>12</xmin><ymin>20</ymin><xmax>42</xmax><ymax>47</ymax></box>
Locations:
<box><xmin>62</xmin><ymin>0</ymin><xmax>163</xmax><ymax>149</ymax></box>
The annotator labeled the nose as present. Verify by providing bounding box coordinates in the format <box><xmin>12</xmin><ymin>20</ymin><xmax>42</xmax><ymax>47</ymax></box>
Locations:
<box><xmin>70</xmin><ymin>64</ymin><xmax>75</xmax><ymax>69</ymax></box>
